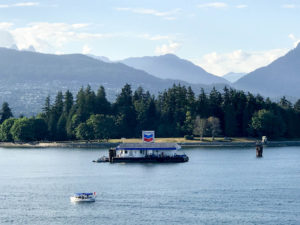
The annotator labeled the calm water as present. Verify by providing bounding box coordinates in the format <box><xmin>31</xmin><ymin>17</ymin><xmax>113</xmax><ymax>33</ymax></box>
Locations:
<box><xmin>0</xmin><ymin>146</ymin><xmax>300</xmax><ymax>225</ymax></box>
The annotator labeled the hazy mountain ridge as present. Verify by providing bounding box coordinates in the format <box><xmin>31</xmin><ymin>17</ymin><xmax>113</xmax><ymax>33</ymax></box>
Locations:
<box><xmin>0</xmin><ymin>48</ymin><xmax>227</xmax><ymax>116</ymax></box>
<box><xmin>223</xmin><ymin>72</ymin><xmax>246</xmax><ymax>83</ymax></box>
<box><xmin>234</xmin><ymin>44</ymin><xmax>300</xmax><ymax>97</ymax></box>
<box><xmin>121</xmin><ymin>54</ymin><xmax>229</xmax><ymax>85</ymax></box>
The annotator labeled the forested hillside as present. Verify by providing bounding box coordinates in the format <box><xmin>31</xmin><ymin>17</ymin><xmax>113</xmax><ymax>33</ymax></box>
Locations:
<box><xmin>1</xmin><ymin>84</ymin><xmax>300</xmax><ymax>142</ymax></box>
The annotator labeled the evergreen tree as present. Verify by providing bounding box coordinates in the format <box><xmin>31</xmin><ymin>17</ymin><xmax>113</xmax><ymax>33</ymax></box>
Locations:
<box><xmin>0</xmin><ymin>102</ymin><xmax>13</xmax><ymax>124</ymax></box>
<box><xmin>113</xmin><ymin>84</ymin><xmax>137</xmax><ymax>137</ymax></box>
<box><xmin>279</xmin><ymin>96</ymin><xmax>292</xmax><ymax>109</ymax></box>
<box><xmin>224</xmin><ymin>104</ymin><xmax>238</xmax><ymax>137</ymax></box>
<box><xmin>184</xmin><ymin>111</ymin><xmax>194</xmax><ymax>135</ymax></box>
<box><xmin>75</xmin><ymin>87</ymin><xmax>87</xmax><ymax>122</ymax></box>
<box><xmin>146</xmin><ymin>97</ymin><xmax>157</xmax><ymax>129</ymax></box>
<box><xmin>64</xmin><ymin>90</ymin><xmax>73</xmax><ymax>114</ymax></box>
<box><xmin>84</xmin><ymin>85</ymin><xmax>96</xmax><ymax>116</ymax></box>
<box><xmin>186</xmin><ymin>86</ymin><xmax>196</xmax><ymax>114</ymax></box>
<box><xmin>294</xmin><ymin>99</ymin><xmax>300</xmax><ymax>112</ymax></box>
<box><xmin>66</xmin><ymin>113</ymin><xmax>81</xmax><ymax>139</ymax></box>
<box><xmin>133</xmin><ymin>87</ymin><xmax>154</xmax><ymax>135</ymax></box>
<box><xmin>56</xmin><ymin>114</ymin><xmax>67</xmax><ymax>140</ymax></box>
<box><xmin>95</xmin><ymin>86</ymin><xmax>110</xmax><ymax>115</ymax></box>
<box><xmin>196</xmin><ymin>89</ymin><xmax>209</xmax><ymax>118</ymax></box>
<box><xmin>47</xmin><ymin>91</ymin><xmax>64</xmax><ymax>139</ymax></box>
<box><xmin>32</xmin><ymin>118</ymin><xmax>48</xmax><ymax>141</ymax></box>
<box><xmin>54</xmin><ymin>91</ymin><xmax>64</xmax><ymax>115</ymax></box>
<box><xmin>42</xmin><ymin>95</ymin><xmax>51</xmax><ymax>123</ymax></box>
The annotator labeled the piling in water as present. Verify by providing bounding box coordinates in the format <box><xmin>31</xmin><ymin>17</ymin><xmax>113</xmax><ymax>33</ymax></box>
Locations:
<box><xmin>256</xmin><ymin>142</ymin><xmax>263</xmax><ymax>157</ymax></box>
<box><xmin>109</xmin><ymin>148</ymin><xmax>116</xmax><ymax>163</ymax></box>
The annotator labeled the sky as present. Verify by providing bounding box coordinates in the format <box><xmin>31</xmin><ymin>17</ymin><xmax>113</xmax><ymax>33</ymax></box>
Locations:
<box><xmin>0</xmin><ymin>0</ymin><xmax>300</xmax><ymax>76</ymax></box>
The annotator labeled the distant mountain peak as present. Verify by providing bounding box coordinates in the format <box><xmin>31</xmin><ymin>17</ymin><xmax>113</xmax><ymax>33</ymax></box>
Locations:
<box><xmin>10</xmin><ymin>44</ymin><xmax>19</xmax><ymax>51</ymax></box>
<box><xmin>87</xmin><ymin>54</ymin><xmax>111</xmax><ymax>63</ymax></box>
<box><xmin>19</xmin><ymin>45</ymin><xmax>36</xmax><ymax>52</ymax></box>
<box><xmin>223</xmin><ymin>72</ymin><xmax>246</xmax><ymax>83</ymax></box>
<box><xmin>234</xmin><ymin>45</ymin><xmax>300</xmax><ymax>97</ymax></box>
<box><xmin>160</xmin><ymin>53</ymin><xmax>178</xmax><ymax>58</ymax></box>
<box><xmin>121</xmin><ymin>54</ymin><xmax>228</xmax><ymax>85</ymax></box>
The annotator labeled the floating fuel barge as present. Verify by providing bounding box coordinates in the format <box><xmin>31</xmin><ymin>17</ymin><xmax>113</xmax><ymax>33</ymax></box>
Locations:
<box><xmin>108</xmin><ymin>142</ymin><xmax>188</xmax><ymax>163</ymax></box>
<box><xmin>108</xmin><ymin>142</ymin><xmax>189</xmax><ymax>163</ymax></box>
<box><xmin>94</xmin><ymin>131</ymin><xmax>189</xmax><ymax>163</ymax></box>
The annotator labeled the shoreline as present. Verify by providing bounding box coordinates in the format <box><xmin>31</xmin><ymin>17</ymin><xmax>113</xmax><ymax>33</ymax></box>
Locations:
<box><xmin>1</xmin><ymin>140</ymin><xmax>300</xmax><ymax>148</ymax></box>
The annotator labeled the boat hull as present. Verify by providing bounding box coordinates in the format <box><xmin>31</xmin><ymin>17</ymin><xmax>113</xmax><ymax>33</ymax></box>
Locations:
<box><xmin>111</xmin><ymin>155</ymin><xmax>189</xmax><ymax>163</ymax></box>
<box><xmin>70</xmin><ymin>197</ymin><xmax>95</xmax><ymax>203</ymax></box>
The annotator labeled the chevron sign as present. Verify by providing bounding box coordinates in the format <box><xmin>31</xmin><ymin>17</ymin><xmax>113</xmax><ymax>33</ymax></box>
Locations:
<box><xmin>142</xmin><ymin>131</ymin><xmax>155</xmax><ymax>143</ymax></box>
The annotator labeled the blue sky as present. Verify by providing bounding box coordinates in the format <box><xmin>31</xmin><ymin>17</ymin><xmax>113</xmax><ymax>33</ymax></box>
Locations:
<box><xmin>0</xmin><ymin>0</ymin><xmax>300</xmax><ymax>75</ymax></box>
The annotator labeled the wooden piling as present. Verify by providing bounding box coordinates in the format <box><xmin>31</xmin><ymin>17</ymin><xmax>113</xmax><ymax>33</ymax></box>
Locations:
<box><xmin>256</xmin><ymin>142</ymin><xmax>263</xmax><ymax>157</ymax></box>
<box><xmin>109</xmin><ymin>148</ymin><xmax>116</xmax><ymax>163</ymax></box>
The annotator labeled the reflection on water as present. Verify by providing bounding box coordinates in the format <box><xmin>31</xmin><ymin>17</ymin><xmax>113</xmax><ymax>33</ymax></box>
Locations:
<box><xmin>0</xmin><ymin>146</ymin><xmax>300</xmax><ymax>224</ymax></box>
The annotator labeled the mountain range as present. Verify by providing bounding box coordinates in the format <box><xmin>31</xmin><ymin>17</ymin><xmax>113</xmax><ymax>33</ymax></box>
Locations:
<box><xmin>121</xmin><ymin>54</ymin><xmax>228</xmax><ymax>85</ymax></box>
<box><xmin>0</xmin><ymin>48</ymin><xmax>227</xmax><ymax>116</ymax></box>
<box><xmin>1</xmin><ymin>43</ymin><xmax>300</xmax><ymax>116</ymax></box>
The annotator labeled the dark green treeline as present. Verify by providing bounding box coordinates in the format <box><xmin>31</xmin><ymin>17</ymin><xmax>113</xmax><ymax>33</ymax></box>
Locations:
<box><xmin>1</xmin><ymin>84</ymin><xmax>300</xmax><ymax>142</ymax></box>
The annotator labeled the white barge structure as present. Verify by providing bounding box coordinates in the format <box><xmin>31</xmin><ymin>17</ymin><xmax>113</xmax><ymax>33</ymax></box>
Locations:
<box><xmin>108</xmin><ymin>142</ymin><xmax>189</xmax><ymax>163</ymax></box>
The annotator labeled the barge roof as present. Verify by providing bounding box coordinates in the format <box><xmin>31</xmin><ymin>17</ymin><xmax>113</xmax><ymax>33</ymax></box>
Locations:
<box><xmin>116</xmin><ymin>142</ymin><xmax>180</xmax><ymax>150</ymax></box>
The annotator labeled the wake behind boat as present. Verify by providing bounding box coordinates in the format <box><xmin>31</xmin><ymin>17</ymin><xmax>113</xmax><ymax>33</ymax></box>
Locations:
<box><xmin>70</xmin><ymin>192</ymin><xmax>96</xmax><ymax>203</ymax></box>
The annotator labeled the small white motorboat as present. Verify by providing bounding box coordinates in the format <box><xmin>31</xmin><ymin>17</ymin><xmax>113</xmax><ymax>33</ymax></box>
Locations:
<box><xmin>70</xmin><ymin>192</ymin><xmax>96</xmax><ymax>203</ymax></box>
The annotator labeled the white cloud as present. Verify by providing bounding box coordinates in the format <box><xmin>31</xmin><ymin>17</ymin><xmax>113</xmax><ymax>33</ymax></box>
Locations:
<box><xmin>289</xmin><ymin>34</ymin><xmax>296</xmax><ymax>40</ymax></box>
<box><xmin>282</xmin><ymin>4</ymin><xmax>296</xmax><ymax>8</ymax></box>
<box><xmin>116</xmin><ymin>7</ymin><xmax>181</xmax><ymax>20</ymax></box>
<box><xmin>0</xmin><ymin>2</ymin><xmax>39</xmax><ymax>8</ymax></box>
<box><xmin>139</xmin><ymin>34</ymin><xmax>170</xmax><ymax>41</ymax></box>
<box><xmin>197</xmin><ymin>3</ymin><xmax>248</xmax><ymax>9</ymax></box>
<box><xmin>0</xmin><ymin>30</ymin><xmax>15</xmax><ymax>48</ymax></box>
<box><xmin>155</xmin><ymin>42</ymin><xmax>180</xmax><ymax>55</ymax></box>
<box><xmin>236</xmin><ymin>4</ymin><xmax>248</xmax><ymax>9</ymax></box>
<box><xmin>0</xmin><ymin>22</ymin><xmax>178</xmax><ymax>54</ymax></box>
<box><xmin>0</xmin><ymin>22</ymin><xmax>14</xmax><ymax>29</ymax></box>
<box><xmin>71</xmin><ymin>23</ymin><xmax>90</xmax><ymax>29</ymax></box>
<box><xmin>194</xmin><ymin>48</ymin><xmax>289</xmax><ymax>76</ymax></box>
<box><xmin>197</xmin><ymin>2</ymin><xmax>228</xmax><ymax>8</ymax></box>
<box><xmin>82</xmin><ymin>44</ymin><xmax>92</xmax><ymax>54</ymax></box>
<box><xmin>288</xmin><ymin>33</ymin><xmax>300</xmax><ymax>47</ymax></box>
<box><xmin>1</xmin><ymin>22</ymin><xmax>114</xmax><ymax>52</ymax></box>
<box><xmin>14</xmin><ymin>2</ymin><xmax>39</xmax><ymax>7</ymax></box>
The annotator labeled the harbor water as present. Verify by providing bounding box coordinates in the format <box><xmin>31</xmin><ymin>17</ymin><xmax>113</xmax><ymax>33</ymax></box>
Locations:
<box><xmin>0</xmin><ymin>146</ymin><xmax>300</xmax><ymax>225</ymax></box>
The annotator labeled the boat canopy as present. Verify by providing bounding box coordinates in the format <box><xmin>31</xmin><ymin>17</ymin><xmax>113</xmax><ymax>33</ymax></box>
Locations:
<box><xmin>116</xmin><ymin>143</ymin><xmax>181</xmax><ymax>151</ymax></box>
<box><xmin>74</xmin><ymin>193</ymin><xmax>94</xmax><ymax>196</ymax></box>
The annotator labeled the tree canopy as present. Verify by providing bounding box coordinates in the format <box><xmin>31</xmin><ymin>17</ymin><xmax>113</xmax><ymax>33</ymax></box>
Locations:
<box><xmin>1</xmin><ymin>84</ymin><xmax>300</xmax><ymax>142</ymax></box>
